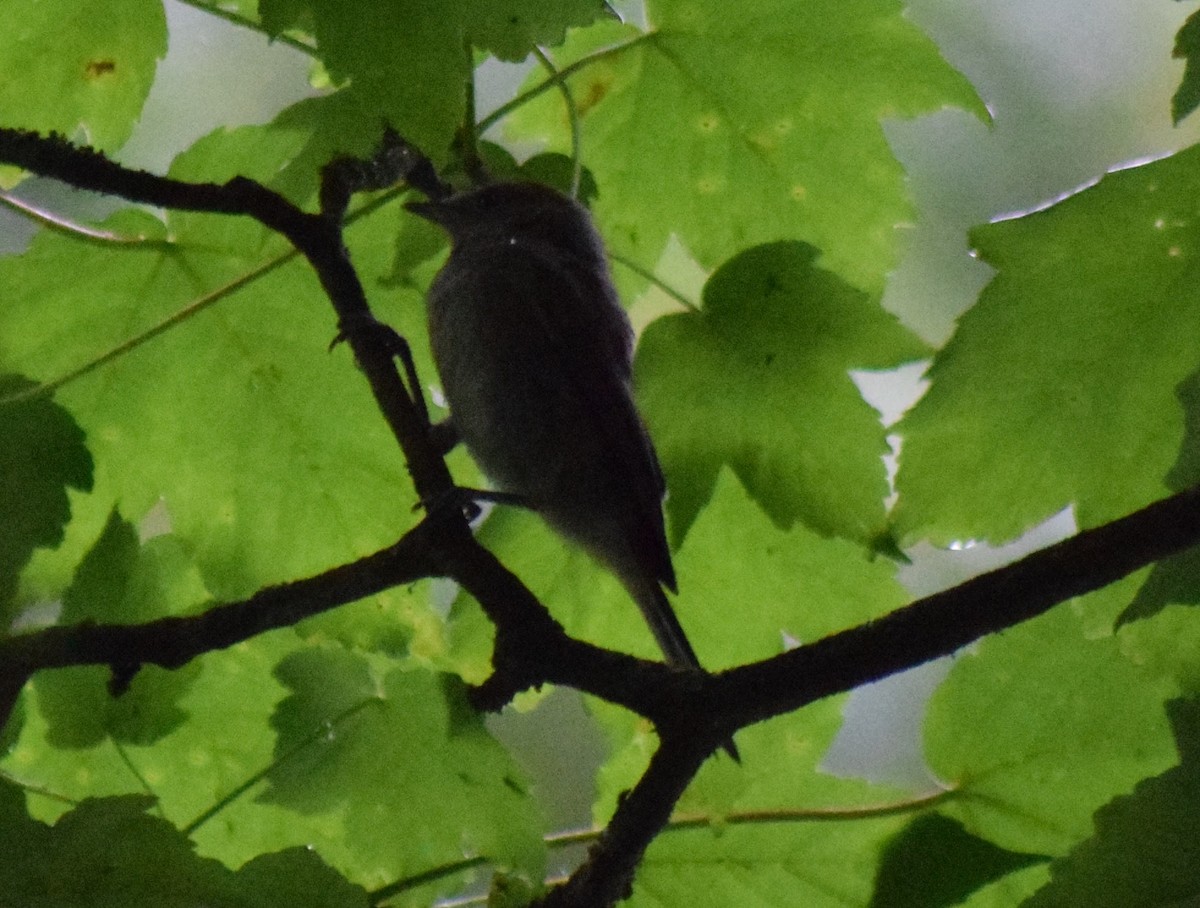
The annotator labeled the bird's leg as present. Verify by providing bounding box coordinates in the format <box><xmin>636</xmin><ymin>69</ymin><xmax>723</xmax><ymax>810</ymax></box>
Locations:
<box><xmin>330</xmin><ymin>315</ymin><xmax>431</xmax><ymax>427</ymax></box>
<box><xmin>428</xmin><ymin>417</ymin><xmax>459</xmax><ymax>455</ymax></box>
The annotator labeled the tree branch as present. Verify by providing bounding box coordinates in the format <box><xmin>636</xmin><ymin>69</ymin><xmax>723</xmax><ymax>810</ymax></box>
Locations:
<box><xmin>532</xmin><ymin>485</ymin><xmax>1200</xmax><ymax>906</ymax></box>
<box><xmin>0</xmin><ymin>519</ymin><xmax>441</xmax><ymax>729</ymax></box>
<box><xmin>0</xmin><ymin>126</ymin><xmax>452</xmax><ymax>506</ymax></box>
<box><xmin>5</xmin><ymin>127</ymin><xmax>1200</xmax><ymax>908</ymax></box>
<box><xmin>716</xmin><ymin>485</ymin><xmax>1200</xmax><ymax>730</ymax></box>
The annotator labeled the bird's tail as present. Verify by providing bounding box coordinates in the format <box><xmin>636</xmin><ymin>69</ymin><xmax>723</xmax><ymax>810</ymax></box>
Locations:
<box><xmin>637</xmin><ymin>579</ymin><xmax>703</xmax><ymax>671</ymax></box>
<box><xmin>631</xmin><ymin>579</ymin><xmax>741</xmax><ymax>762</ymax></box>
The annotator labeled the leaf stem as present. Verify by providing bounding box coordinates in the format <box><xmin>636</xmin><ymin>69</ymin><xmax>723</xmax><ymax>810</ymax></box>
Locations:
<box><xmin>531</xmin><ymin>47</ymin><xmax>582</xmax><ymax>198</ymax></box>
<box><xmin>0</xmin><ymin>249</ymin><xmax>297</xmax><ymax>408</ymax></box>
<box><xmin>369</xmin><ymin>787</ymin><xmax>954</xmax><ymax>904</ymax></box>
<box><xmin>0</xmin><ymin>772</ymin><xmax>79</xmax><ymax>807</ymax></box>
<box><xmin>0</xmin><ymin>188</ymin><xmax>404</xmax><ymax>410</ymax></box>
<box><xmin>183</xmin><ymin>696</ymin><xmax>380</xmax><ymax>836</ymax></box>
<box><xmin>607</xmin><ymin>251</ymin><xmax>700</xmax><ymax>311</ymax></box>
<box><xmin>114</xmin><ymin>740</ymin><xmax>164</xmax><ymax>816</ymax></box>
<box><xmin>477</xmin><ymin>33</ymin><xmax>654</xmax><ymax>135</ymax></box>
<box><xmin>0</xmin><ymin>192</ymin><xmax>161</xmax><ymax>245</ymax></box>
<box><xmin>177</xmin><ymin>0</ymin><xmax>317</xmax><ymax>56</ymax></box>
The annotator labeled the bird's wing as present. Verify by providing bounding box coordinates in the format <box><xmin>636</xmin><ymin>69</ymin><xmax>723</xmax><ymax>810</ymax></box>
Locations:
<box><xmin>475</xmin><ymin>240</ymin><xmax>677</xmax><ymax>592</ymax></box>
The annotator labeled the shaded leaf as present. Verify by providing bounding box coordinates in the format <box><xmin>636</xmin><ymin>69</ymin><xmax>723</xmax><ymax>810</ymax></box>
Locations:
<box><xmin>259</xmin><ymin>0</ymin><xmax>466</xmax><ymax>158</ymax></box>
<box><xmin>1173</xmin><ymin>10</ymin><xmax>1200</xmax><ymax>124</ymax></box>
<box><xmin>1122</xmin><ymin>366</ymin><xmax>1200</xmax><ymax>623</ymax></box>
<box><xmin>466</xmin><ymin>0</ymin><xmax>616</xmax><ymax>62</ymax></box>
<box><xmin>265</xmin><ymin>647</ymin><xmax>546</xmax><ymax>884</ymax></box>
<box><xmin>0</xmin><ymin>783</ymin><xmax>369</xmax><ymax>908</ymax></box>
<box><xmin>895</xmin><ymin>146</ymin><xmax>1200</xmax><ymax>545</ymax></box>
<box><xmin>637</xmin><ymin>242</ymin><xmax>927</xmax><ymax>546</ymax></box>
<box><xmin>925</xmin><ymin>605</ymin><xmax>1177</xmax><ymax>856</ymax></box>
<box><xmin>1023</xmin><ymin>697</ymin><xmax>1200</xmax><ymax>907</ymax></box>
<box><xmin>871</xmin><ymin>814</ymin><xmax>1047</xmax><ymax>908</ymax></box>
<box><xmin>508</xmin><ymin>1</ymin><xmax>986</xmax><ymax>292</ymax></box>
<box><xmin>34</xmin><ymin>512</ymin><xmax>208</xmax><ymax>748</ymax></box>
<box><xmin>0</xmin><ymin>375</ymin><xmax>92</xmax><ymax>616</ymax></box>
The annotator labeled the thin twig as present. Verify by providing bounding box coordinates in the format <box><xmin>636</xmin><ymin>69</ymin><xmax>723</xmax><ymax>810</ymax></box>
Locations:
<box><xmin>184</xmin><ymin>697</ymin><xmax>381</xmax><ymax>836</ymax></box>
<box><xmin>477</xmin><ymin>34</ymin><xmax>654</xmax><ymax>134</ymax></box>
<box><xmin>532</xmin><ymin>46</ymin><xmax>582</xmax><ymax>198</ymax></box>
<box><xmin>0</xmin><ymin>251</ymin><xmax>296</xmax><ymax>408</ymax></box>
<box><xmin>0</xmin><ymin>186</ymin><xmax>408</xmax><ymax>410</ymax></box>
<box><xmin>178</xmin><ymin>0</ymin><xmax>317</xmax><ymax>56</ymax></box>
<box><xmin>608</xmin><ymin>250</ymin><xmax>700</xmax><ymax>311</ymax></box>
<box><xmin>0</xmin><ymin>192</ymin><xmax>159</xmax><ymax>245</ymax></box>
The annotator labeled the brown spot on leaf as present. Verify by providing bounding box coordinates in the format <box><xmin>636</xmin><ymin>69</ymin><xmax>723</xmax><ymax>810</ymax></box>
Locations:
<box><xmin>578</xmin><ymin>77</ymin><xmax>611</xmax><ymax>116</ymax></box>
<box><xmin>86</xmin><ymin>60</ymin><xmax>116</xmax><ymax>79</ymax></box>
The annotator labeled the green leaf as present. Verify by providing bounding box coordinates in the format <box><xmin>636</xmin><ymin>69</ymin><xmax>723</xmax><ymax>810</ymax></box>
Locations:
<box><xmin>264</xmin><ymin>647</ymin><xmax>546</xmax><ymax>884</ymax></box>
<box><xmin>0</xmin><ymin>375</ymin><xmax>93</xmax><ymax>616</ymax></box>
<box><xmin>925</xmin><ymin>604</ymin><xmax>1178</xmax><ymax>856</ymax></box>
<box><xmin>1173</xmin><ymin>10</ymin><xmax>1200</xmax><ymax>124</ymax></box>
<box><xmin>0</xmin><ymin>0</ymin><xmax>166</xmax><ymax>153</ymax></box>
<box><xmin>259</xmin><ymin>0</ymin><xmax>467</xmax><ymax>158</ymax></box>
<box><xmin>507</xmin><ymin>2</ymin><xmax>986</xmax><ymax>292</ymax></box>
<box><xmin>637</xmin><ymin>242</ymin><xmax>928</xmax><ymax>546</ymax></box>
<box><xmin>870</xmin><ymin>814</ymin><xmax>1047</xmax><ymax>908</ymax></box>
<box><xmin>895</xmin><ymin>145</ymin><xmax>1200</xmax><ymax>545</ymax></box>
<box><xmin>581</xmin><ymin>470</ymin><xmax>908</xmax><ymax>817</ymax></box>
<box><xmin>33</xmin><ymin>512</ymin><xmax>208</xmax><ymax>749</ymax></box>
<box><xmin>628</xmin><ymin>817</ymin><xmax>908</xmax><ymax>908</ymax></box>
<box><xmin>1022</xmin><ymin>697</ymin><xmax>1200</xmax><ymax>908</ymax></box>
<box><xmin>0</xmin><ymin>783</ymin><xmax>370</xmax><ymax>908</ymax></box>
<box><xmin>466</xmin><ymin>0</ymin><xmax>616</xmax><ymax>62</ymax></box>
<box><xmin>1121</xmin><ymin>367</ymin><xmax>1200</xmax><ymax>623</ymax></box>
<box><xmin>0</xmin><ymin>124</ymin><xmax>431</xmax><ymax>608</ymax></box>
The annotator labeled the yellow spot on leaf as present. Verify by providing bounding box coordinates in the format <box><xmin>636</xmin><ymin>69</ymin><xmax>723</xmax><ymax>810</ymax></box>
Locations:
<box><xmin>748</xmin><ymin>130</ymin><xmax>777</xmax><ymax>152</ymax></box>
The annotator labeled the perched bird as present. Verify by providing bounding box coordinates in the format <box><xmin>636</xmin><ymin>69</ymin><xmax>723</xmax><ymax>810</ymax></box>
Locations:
<box><xmin>407</xmin><ymin>181</ymin><xmax>710</xmax><ymax>679</ymax></box>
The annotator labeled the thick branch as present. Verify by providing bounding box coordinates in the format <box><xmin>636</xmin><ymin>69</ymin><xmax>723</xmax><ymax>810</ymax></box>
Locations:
<box><xmin>715</xmin><ymin>484</ymin><xmax>1200</xmax><ymax>731</ymax></box>
<box><xmin>538</xmin><ymin>736</ymin><xmax>711</xmax><ymax>908</ymax></box>
<box><xmin>7</xmin><ymin>127</ymin><xmax>1200</xmax><ymax>908</ymax></box>
<box><xmin>538</xmin><ymin>485</ymin><xmax>1200</xmax><ymax>906</ymax></box>
<box><xmin>427</xmin><ymin>524</ymin><xmax>693</xmax><ymax>720</ymax></box>
<box><xmin>0</xmin><ymin>521</ymin><xmax>441</xmax><ymax>725</ymax></box>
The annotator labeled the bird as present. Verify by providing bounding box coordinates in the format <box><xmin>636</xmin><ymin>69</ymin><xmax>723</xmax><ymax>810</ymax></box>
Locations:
<box><xmin>408</xmin><ymin>182</ymin><xmax>735</xmax><ymax>757</ymax></box>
